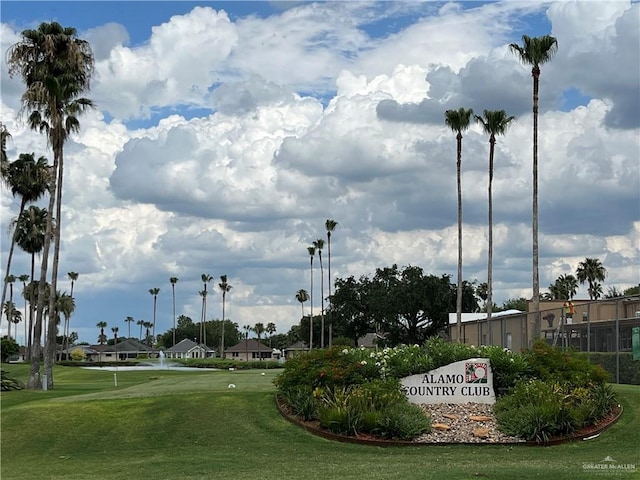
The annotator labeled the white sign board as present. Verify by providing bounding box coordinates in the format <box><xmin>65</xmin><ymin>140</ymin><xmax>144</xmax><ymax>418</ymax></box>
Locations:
<box><xmin>400</xmin><ymin>358</ymin><xmax>495</xmax><ymax>404</ymax></box>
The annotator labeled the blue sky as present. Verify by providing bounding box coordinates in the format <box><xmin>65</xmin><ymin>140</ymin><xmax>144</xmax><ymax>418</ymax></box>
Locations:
<box><xmin>1</xmin><ymin>1</ymin><xmax>638</xmax><ymax>345</ymax></box>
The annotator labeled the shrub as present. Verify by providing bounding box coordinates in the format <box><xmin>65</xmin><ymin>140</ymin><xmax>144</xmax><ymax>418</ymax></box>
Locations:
<box><xmin>479</xmin><ymin>345</ymin><xmax>534</xmax><ymax>394</ymax></box>
<box><xmin>524</xmin><ymin>340</ymin><xmax>609</xmax><ymax>387</ymax></box>
<box><xmin>373</xmin><ymin>402</ymin><xmax>431</xmax><ymax>440</ymax></box>
<box><xmin>70</xmin><ymin>347</ymin><xmax>87</xmax><ymax>361</ymax></box>
<box><xmin>279</xmin><ymin>385</ymin><xmax>317</xmax><ymax>421</ymax></box>
<box><xmin>1</xmin><ymin>370</ymin><xmax>24</xmax><ymax>391</ymax></box>
<box><xmin>579</xmin><ymin>352</ymin><xmax>640</xmax><ymax>385</ymax></box>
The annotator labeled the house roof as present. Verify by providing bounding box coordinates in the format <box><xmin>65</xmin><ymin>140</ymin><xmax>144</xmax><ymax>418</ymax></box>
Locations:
<box><xmin>225</xmin><ymin>338</ymin><xmax>271</xmax><ymax>353</ymax></box>
<box><xmin>95</xmin><ymin>339</ymin><xmax>152</xmax><ymax>353</ymax></box>
<box><xmin>165</xmin><ymin>338</ymin><xmax>214</xmax><ymax>353</ymax></box>
<box><xmin>284</xmin><ymin>341</ymin><xmax>308</xmax><ymax>351</ymax></box>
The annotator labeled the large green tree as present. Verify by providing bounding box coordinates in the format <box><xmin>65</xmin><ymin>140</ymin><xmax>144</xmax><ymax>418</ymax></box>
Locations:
<box><xmin>509</xmin><ymin>35</ymin><xmax>558</xmax><ymax>332</ymax></box>
<box><xmin>576</xmin><ymin>258</ymin><xmax>607</xmax><ymax>300</ymax></box>
<box><xmin>8</xmin><ymin>21</ymin><xmax>94</xmax><ymax>389</ymax></box>
<box><xmin>444</xmin><ymin>107</ymin><xmax>473</xmax><ymax>344</ymax></box>
<box><xmin>475</xmin><ymin>110</ymin><xmax>515</xmax><ymax>345</ymax></box>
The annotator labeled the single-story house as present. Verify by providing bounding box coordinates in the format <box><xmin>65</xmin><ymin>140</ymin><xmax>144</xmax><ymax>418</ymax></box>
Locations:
<box><xmin>225</xmin><ymin>338</ymin><xmax>275</xmax><ymax>361</ymax></box>
<box><xmin>164</xmin><ymin>338</ymin><xmax>215</xmax><ymax>359</ymax></box>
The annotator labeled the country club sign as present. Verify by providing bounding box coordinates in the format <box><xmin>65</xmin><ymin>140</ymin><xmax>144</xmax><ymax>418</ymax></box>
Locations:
<box><xmin>400</xmin><ymin>358</ymin><xmax>496</xmax><ymax>404</ymax></box>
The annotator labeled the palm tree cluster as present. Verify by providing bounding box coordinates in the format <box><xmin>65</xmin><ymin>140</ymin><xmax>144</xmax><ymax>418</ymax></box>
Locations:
<box><xmin>301</xmin><ymin>219</ymin><xmax>338</xmax><ymax>349</ymax></box>
<box><xmin>5</xmin><ymin>22</ymin><xmax>95</xmax><ymax>390</ymax></box>
<box><xmin>445</xmin><ymin>34</ymin><xmax>558</xmax><ymax>345</ymax></box>
<box><xmin>543</xmin><ymin>258</ymin><xmax>608</xmax><ymax>301</ymax></box>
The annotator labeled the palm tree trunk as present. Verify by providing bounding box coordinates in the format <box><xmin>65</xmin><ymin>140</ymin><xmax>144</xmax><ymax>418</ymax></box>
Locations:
<box><xmin>45</xmin><ymin>141</ymin><xmax>65</xmax><ymax>389</ymax></box>
<box><xmin>320</xmin><ymin>254</ymin><xmax>325</xmax><ymax>348</ymax></box>
<box><xmin>532</xmin><ymin>67</ymin><xmax>541</xmax><ymax>339</ymax></box>
<box><xmin>309</xmin><ymin>259</ymin><xmax>314</xmax><ymax>350</ymax></box>
<box><xmin>487</xmin><ymin>137</ymin><xmax>495</xmax><ymax>345</ymax></box>
<box><xmin>221</xmin><ymin>294</ymin><xmax>226</xmax><ymax>359</ymax></box>
<box><xmin>456</xmin><ymin>132</ymin><xmax>463</xmax><ymax>343</ymax></box>
<box><xmin>172</xmin><ymin>285</ymin><xmax>176</xmax><ymax>347</ymax></box>
<box><xmin>28</xmin><ymin>148</ymin><xmax>58</xmax><ymax>390</ymax></box>
<box><xmin>327</xmin><ymin>236</ymin><xmax>332</xmax><ymax>348</ymax></box>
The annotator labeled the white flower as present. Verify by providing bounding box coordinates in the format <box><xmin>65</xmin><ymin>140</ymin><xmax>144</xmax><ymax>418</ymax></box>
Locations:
<box><xmin>360</xmin><ymin>360</ymin><xmax>367</xmax><ymax>366</ymax></box>
<box><xmin>342</xmin><ymin>349</ymin><xmax>349</xmax><ymax>355</ymax></box>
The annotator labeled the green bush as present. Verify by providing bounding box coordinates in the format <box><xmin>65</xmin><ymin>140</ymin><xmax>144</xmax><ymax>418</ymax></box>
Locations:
<box><xmin>479</xmin><ymin>345</ymin><xmax>534</xmax><ymax>395</ymax></box>
<box><xmin>374</xmin><ymin>402</ymin><xmax>431</xmax><ymax>440</ymax></box>
<box><xmin>1</xmin><ymin>370</ymin><xmax>24</xmax><ymax>391</ymax></box>
<box><xmin>274</xmin><ymin>347</ymin><xmax>379</xmax><ymax>391</ymax></box>
<box><xmin>524</xmin><ymin>340</ymin><xmax>609</xmax><ymax>387</ymax></box>
<box><xmin>279</xmin><ymin>385</ymin><xmax>317</xmax><ymax>421</ymax></box>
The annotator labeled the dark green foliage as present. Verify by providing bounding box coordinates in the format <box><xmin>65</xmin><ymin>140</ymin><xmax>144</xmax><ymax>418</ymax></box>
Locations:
<box><xmin>279</xmin><ymin>385</ymin><xmax>317</xmax><ymax>420</ymax></box>
<box><xmin>273</xmin><ymin>346</ymin><xmax>379</xmax><ymax>391</ymax></box>
<box><xmin>579</xmin><ymin>352</ymin><xmax>640</xmax><ymax>385</ymax></box>
<box><xmin>524</xmin><ymin>340</ymin><xmax>610</xmax><ymax>386</ymax></box>
<box><xmin>373</xmin><ymin>402</ymin><xmax>431</xmax><ymax>440</ymax></box>
<box><xmin>0</xmin><ymin>336</ymin><xmax>19</xmax><ymax>362</ymax></box>
<box><xmin>1</xmin><ymin>370</ymin><xmax>24</xmax><ymax>391</ymax></box>
<box><xmin>424</xmin><ymin>337</ymin><xmax>479</xmax><ymax>367</ymax></box>
<box><xmin>481</xmin><ymin>345</ymin><xmax>534</xmax><ymax>394</ymax></box>
<box><xmin>495</xmin><ymin>380</ymin><xmax>578</xmax><ymax>443</ymax></box>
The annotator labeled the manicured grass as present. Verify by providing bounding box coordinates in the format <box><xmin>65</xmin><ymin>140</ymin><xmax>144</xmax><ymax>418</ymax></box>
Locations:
<box><xmin>1</xmin><ymin>363</ymin><xmax>639</xmax><ymax>480</ymax></box>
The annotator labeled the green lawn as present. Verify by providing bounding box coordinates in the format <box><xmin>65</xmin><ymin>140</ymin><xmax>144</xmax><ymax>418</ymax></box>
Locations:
<box><xmin>1</xmin><ymin>364</ymin><xmax>638</xmax><ymax>480</ymax></box>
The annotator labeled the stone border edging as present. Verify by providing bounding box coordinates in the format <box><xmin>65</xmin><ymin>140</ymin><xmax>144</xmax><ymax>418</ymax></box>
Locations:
<box><xmin>275</xmin><ymin>395</ymin><xmax>623</xmax><ymax>447</ymax></box>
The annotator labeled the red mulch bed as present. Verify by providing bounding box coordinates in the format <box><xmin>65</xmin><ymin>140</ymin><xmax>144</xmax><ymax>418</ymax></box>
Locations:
<box><xmin>275</xmin><ymin>395</ymin><xmax>623</xmax><ymax>447</ymax></box>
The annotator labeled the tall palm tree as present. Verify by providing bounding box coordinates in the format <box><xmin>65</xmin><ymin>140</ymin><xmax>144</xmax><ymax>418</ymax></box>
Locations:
<box><xmin>137</xmin><ymin>319</ymin><xmax>145</xmax><ymax>340</ymax></box>
<box><xmin>148</xmin><ymin>288</ymin><xmax>160</xmax><ymax>341</ymax></box>
<box><xmin>143</xmin><ymin>321</ymin><xmax>153</xmax><ymax>347</ymax></box>
<box><xmin>218</xmin><ymin>275</ymin><xmax>232</xmax><ymax>359</ymax></box>
<box><xmin>53</xmin><ymin>292</ymin><xmax>74</xmax><ymax>360</ymax></box>
<box><xmin>96</xmin><ymin>321</ymin><xmax>107</xmax><ymax>345</ymax></box>
<box><xmin>253</xmin><ymin>322</ymin><xmax>265</xmax><ymax>361</ymax></box>
<box><xmin>266</xmin><ymin>322</ymin><xmax>276</xmax><ymax>347</ymax></box>
<box><xmin>313</xmin><ymin>239</ymin><xmax>325</xmax><ymax>347</ymax></box>
<box><xmin>307</xmin><ymin>246</ymin><xmax>316</xmax><ymax>349</ymax></box>
<box><xmin>576</xmin><ymin>258</ymin><xmax>607</xmax><ymax>300</ymax></box>
<box><xmin>18</xmin><ymin>274</ymin><xmax>29</xmax><ymax>347</ymax></box>
<box><xmin>199</xmin><ymin>289</ymin><xmax>207</xmax><ymax>345</ymax></box>
<box><xmin>475</xmin><ymin>109</ymin><xmax>515</xmax><ymax>345</ymax></box>
<box><xmin>509</xmin><ymin>35</ymin><xmax>558</xmax><ymax>333</ymax></box>
<box><xmin>125</xmin><ymin>316</ymin><xmax>134</xmax><ymax>339</ymax></box>
<box><xmin>8</xmin><ymin>21</ymin><xmax>95</xmax><ymax>390</ymax></box>
<box><xmin>14</xmin><ymin>205</ymin><xmax>48</xmax><ymax>355</ymax></box>
<box><xmin>244</xmin><ymin>324</ymin><xmax>251</xmax><ymax>361</ymax></box>
<box><xmin>111</xmin><ymin>326</ymin><xmax>119</xmax><ymax>361</ymax></box>
<box><xmin>325</xmin><ymin>219</ymin><xmax>338</xmax><ymax>346</ymax></box>
<box><xmin>169</xmin><ymin>277</ymin><xmax>178</xmax><ymax>346</ymax></box>
<box><xmin>445</xmin><ymin>107</ymin><xmax>473</xmax><ymax>343</ymax></box>
<box><xmin>0</xmin><ymin>122</ymin><xmax>11</xmax><ymax>183</ymax></box>
<box><xmin>3</xmin><ymin>301</ymin><xmax>22</xmax><ymax>341</ymax></box>
<box><xmin>200</xmin><ymin>274</ymin><xmax>213</xmax><ymax>346</ymax></box>
<box><xmin>5</xmin><ymin>274</ymin><xmax>16</xmax><ymax>339</ymax></box>
<box><xmin>1</xmin><ymin>153</ymin><xmax>50</xmax><ymax>333</ymax></box>
<box><xmin>63</xmin><ymin>271</ymin><xmax>78</xmax><ymax>359</ymax></box>
<box><xmin>295</xmin><ymin>289</ymin><xmax>309</xmax><ymax>319</ymax></box>
<box><xmin>555</xmin><ymin>274</ymin><xmax>578</xmax><ymax>300</ymax></box>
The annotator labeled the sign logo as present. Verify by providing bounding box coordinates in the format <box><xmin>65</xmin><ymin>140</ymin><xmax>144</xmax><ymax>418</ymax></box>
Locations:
<box><xmin>583</xmin><ymin>456</ymin><xmax>636</xmax><ymax>476</ymax></box>
<box><xmin>465</xmin><ymin>362</ymin><xmax>488</xmax><ymax>383</ymax></box>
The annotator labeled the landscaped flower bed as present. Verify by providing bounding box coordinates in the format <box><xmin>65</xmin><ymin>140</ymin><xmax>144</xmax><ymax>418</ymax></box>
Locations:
<box><xmin>274</xmin><ymin>339</ymin><xmax>619</xmax><ymax>444</ymax></box>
